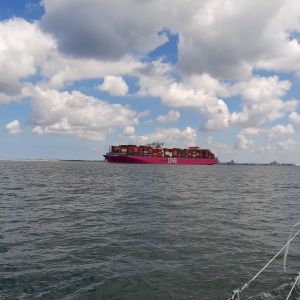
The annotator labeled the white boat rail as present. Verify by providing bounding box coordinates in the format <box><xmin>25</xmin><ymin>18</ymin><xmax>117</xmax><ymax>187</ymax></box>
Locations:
<box><xmin>228</xmin><ymin>223</ymin><xmax>300</xmax><ymax>300</ymax></box>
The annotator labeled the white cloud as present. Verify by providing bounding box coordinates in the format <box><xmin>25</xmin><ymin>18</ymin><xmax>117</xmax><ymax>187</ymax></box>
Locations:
<box><xmin>0</xmin><ymin>18</ymin><xmax>54</xmax><ymax>103</ymax></box>
<box><xmin>136</xmin><ymin>62</ymin><xmax>231</xmax><ymax>130</ymax></box>
<box><xmin>98</xmin><ymin>76</ymin><xmax>128</xmax><ymax>96</ymax></box>
<box><xmin>0</xmin><ymin>93</ymin><xmax>20</xmax><ymax>105</ymax></box>
<box><xmin>276</xmin><ymin>138</ymin><xmax>298</xmax><ymax>151</ymax></box>
<box><xmin>40</xmin><ymin>0</ymin><xmax>300</xmax><ymax>79</ymax></box>
<box><xmin>31</xmin><ymin>125</ymin><xmax>44</xmax><ymax>135</ymax></box>
<box><xmin>129</xmin><ymin>126</ymin><xmax>197</xmax><ymax>148</ymax></box>
<box><xmin>123</xmin><ymin>126</ymin><xmax>135</xmax><ymax>135</ymax></box>
<box><xmin>267</xmin><ymin>124</ymin><xmax>295</xmax><ymax>140</ymax></box>
<box><xmin>137</xmin><ymin>62</ymin><xmax>298</xmax><ymax>131</ymax></box>
<box><xmin>176</xmin><ymin>1</ymin><xmax>300</xmax><ymax>79</ymax></box>
<box><xmin>231</xmin><ymin>76</ymin><xmax>291</xmax><ymax>103</ymax></box>
<box><xmin>206</xmin><ymin>136</ymin><xmax>232</xmax><ymax>155</ymax></box>
<box><xmin>289</xmin><ymin>111</ymin><xmax>300</xmax><ymax>123</ymax></box>
<box><xmin>5</xmin><ymin>120</ymin><xmax>21</xmax><ymax>134</ymax></box>
<box><xmin>182</xmin><ymin>73</ymin><xmax>231</xmax><ymax>98</ymax></box>
<box><xmin>235</xmin><ymin>134</ymin><xmax>254</xmax><ymax>150</ymax></box>
<box><xmin>230</xmin><ymin>76</ymin><xmax>297</xmax><ymax>127</ymax></box>
<box><xmin>1</xmin><ymin>17</ymin><xmax>297</xmax><ymax>141</ymax></box>
<box><xmin>0</xmin><ymin>18</ymin><xmax>143</xmax><ymax>97</ymax></box>
<box><xmin>164</xmin><ymin>82</ymin><xmax>231</xmax><ymax>130</ymax></box>
<box><xmin>0</xmin><ymin>1</ymin><xmax>297</xmax><ymax>100</ymax></box>
<box><xmin>240</xmin><ymin>127</ymin><xmax>262</xmax><ymax>136</ymax></box>
<box><xmin>156</xmin><ymin>110</ymin><xmax>180</xmax><ymax>123</ymax></box>
<box><xmin>25</xmin><ymin>86</ymin><xmax>139</xmax><ymax>140</ymax></box>
<box><xmin>137</xmin><ymin>59</ymin><xmax>174</xmax><ymax>97</ymax></box>
<box><xmin>42</xmin><ymin>54</ymin><xmax>141</xmax><ymax>89</ymax></box>
<box><xmin>136</xmin><ymin>56</ymin><xmax>300</xmax><ymax>130</ymax></box>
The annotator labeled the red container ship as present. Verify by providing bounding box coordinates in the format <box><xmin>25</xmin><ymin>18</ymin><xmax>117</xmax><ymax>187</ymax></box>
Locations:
<box><xmin>104</xmin><ymin>143</ymin><xmax>218</xmax><ymax>165</ymax></box>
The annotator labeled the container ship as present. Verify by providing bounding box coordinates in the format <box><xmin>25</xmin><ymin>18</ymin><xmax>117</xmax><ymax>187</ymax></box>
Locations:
<box><xmin>104</xmin><ymin>143</ymin><xmax>218</xmax><ymax>165</ymax></box>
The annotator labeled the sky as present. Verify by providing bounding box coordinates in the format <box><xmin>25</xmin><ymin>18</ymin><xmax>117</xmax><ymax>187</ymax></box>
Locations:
<box><xmin>1</xmin><ymin>0</ymin><xmax>300</xmax><ymax>163</ymax></box>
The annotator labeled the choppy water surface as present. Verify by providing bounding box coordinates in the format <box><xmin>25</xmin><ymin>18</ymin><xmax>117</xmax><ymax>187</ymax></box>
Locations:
<box><xmin>0</xmin><ymin>161</ymin><xmax>300</xmax><ymax>300</ymax></box>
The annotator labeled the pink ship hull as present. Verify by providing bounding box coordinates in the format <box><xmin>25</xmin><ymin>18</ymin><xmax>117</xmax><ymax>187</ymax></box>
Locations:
<box><xmin>104</xmin><ymin>155</ymin><xmax>218</xmax><ymax>165</ymax></box>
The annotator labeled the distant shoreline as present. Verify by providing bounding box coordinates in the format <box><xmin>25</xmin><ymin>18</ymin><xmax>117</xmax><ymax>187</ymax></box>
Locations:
<box><xmin>220</xmin><ymin>160</ymin><xmax>297</xmax><ymax>166</ymax></box>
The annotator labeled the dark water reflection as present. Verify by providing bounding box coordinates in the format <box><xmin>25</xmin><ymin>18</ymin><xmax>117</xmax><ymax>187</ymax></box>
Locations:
<box><xmin>0</xmin><ymin>161</ymin><xmax>300</xmax><ymax>299</ymax></box>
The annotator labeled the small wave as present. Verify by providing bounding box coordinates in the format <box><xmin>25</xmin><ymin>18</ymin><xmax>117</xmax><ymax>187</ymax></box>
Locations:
<box><xmin>248</xmin><ymin>281</ymin><xmax>300</xmax><ymax>300</ymax></box>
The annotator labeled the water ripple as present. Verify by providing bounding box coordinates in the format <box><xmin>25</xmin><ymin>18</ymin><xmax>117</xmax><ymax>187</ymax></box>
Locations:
<box><xmin>0</xmin><ymin>162</ymin><xmax>300</xmax><ymax>299</ymax></box>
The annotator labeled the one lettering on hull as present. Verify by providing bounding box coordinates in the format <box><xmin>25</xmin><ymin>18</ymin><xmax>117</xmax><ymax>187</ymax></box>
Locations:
<box><xmin>167</xmin><ymin>157</ymin><xmax>178</xmax><ymax>164</ymax></box>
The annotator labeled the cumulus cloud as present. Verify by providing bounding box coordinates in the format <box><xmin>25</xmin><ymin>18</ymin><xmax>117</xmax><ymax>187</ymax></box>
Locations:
<box><xmin>164</xmin><ymin>82</ymin><xmax>231</xmax><ymax>130</ymax></box>
<box><xmin>25</xmin><ymin>86</ymin><xmax>139</xmax><ymax>140</ymax></box>
<box><xmin>276</xmin><ymin>138</ymin><xmax>298</xmax><ymax>151</ymax></box>
<box><xmin>0</xmin><ymin>18</ymin><xmax>54</xmax><ymax>103</ymax></box>
<box><xmin>40</xmin><ymin>0</ymin><xmax>300</xmax><ymax>79</ymax></box>
<box><xmin>137</xmin><ymin>61</ymin><xmax>298</xmax><ymax>131</ymax></box>
<box><xmin>267</xmin><ymin>124</ymin><xmax>295</xmax><ymax>140</ymax></box>
<box><xmin>31</xmin><ymin>126</ymin><xmax>44</xmax><ymax>135</ymax></box>
<box><xmin>98</xmin><ymin>76</ymin><xmax>128</xmax><ymax>96</ymax></box>
<box><xmin>123</xmin><ymin>126</ymin><xmax>135</xmax><ymax>136</ymax></box>
<box><xmin>129</xmin><ymin>126</ymin><xmax>197</xmax><ymax>148</ymax></box>
<box><xmin>138</xmin><ymin>64</ymin><xmax>231</xmax><ymax>130</ymax></box>
<box><xmin>42</xmin><ymin>54</ymin><xmax>141</xmax><ymax>89</ymax></box>
<box><xmin>5</xmin><ymin>120</ymin><xmax>21</xmax><ymax>134</ymax></box>
<box><xmin>240</xmin><ymin>127</ymin><xmax>262</xmax><ymax>136</ymax></box>
<box><xmin>182</xmin><ymin>74</ymin><xmax>231</xmax><ymax>98</ymax></box>
<box><xmin>176</xmin><ymin>1</ymin><xmax>300</xmax><ymax>79</ymax></box>
<box><xmin>1</xmin><ymin>2</ymin><xmax>299</xmax><ymax>98</ymax></box>
<box><xmin>1</xmin><ymin>15</ymin><xmax>297</xmax><ymax>138</ymax></box>
<box><xmin>235</xmin><ymin>134</ymin><xmax>255</xmax><ymax>150</ymax></box>
<box><xmin>138</xmin><ymin>65</ymin><xmax>298</xmax><ymax>131</ymax></box>
<box><xmin>0</xmin><ymin>17</ymin><xmax>143</xmax><ymax>97</ymax></box>
<box><xmin>41</xmin><ymin>0</ymin><xmax>168</xmax><ymax>60</ymax></box>
<box><xmin>230</xmin><ymin>76</ymin><xmax>297</xmax><ymax>127</ymax></box>
<box><xmin>206</xmin><ymin>136</ymin><xmax>232</xmax><ymax>155</ymax></box>
<box><xmin>156</xmin><ymin>110</ymin><xmax>180</xmax><ymax>123</ymax></box>
<box><xmin>289</xmin><ymin>112</ymin><xmax>300</xmax><ymax>123</ymax></box>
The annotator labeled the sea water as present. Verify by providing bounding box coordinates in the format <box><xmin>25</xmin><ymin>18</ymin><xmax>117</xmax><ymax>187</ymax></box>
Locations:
<box><xmin>0</xmin><ymin>161</ymin><xmax>300</xmax><ymax>299</ymax></box>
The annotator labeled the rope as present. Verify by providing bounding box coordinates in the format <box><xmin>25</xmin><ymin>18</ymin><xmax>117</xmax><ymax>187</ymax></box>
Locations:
<box><xmin>229</xmin><ymin>290</ymin><xmax>241</xmax><ymax>300</ymax></box>
<box><xmin>229</xmin><ymin>289</ymin><xmax>241</xmax><ymax>300</ymax></box>
<box><xmin>284</xmin><ymin>223</ymin><xmax>300</xmax><ymax>273</ymax></box>
<box><xmin>285</xmin><ymin>272</ymin><xmax>300</xmax><ymax>300</ymax></box>
<box><xmin>228</xmin><ymin>226</ymin><xmax>300</xmax><ymax>300</ymax></box>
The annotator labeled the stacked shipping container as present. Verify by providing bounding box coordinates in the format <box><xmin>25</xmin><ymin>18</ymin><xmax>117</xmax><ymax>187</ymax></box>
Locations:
<box><xmin>110</xmin><ymin>145</ymin><xmax>215</xmax><ymax>159</ymax></box>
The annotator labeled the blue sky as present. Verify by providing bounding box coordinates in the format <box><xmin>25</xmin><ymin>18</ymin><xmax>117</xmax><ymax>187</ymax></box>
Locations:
<box><xmin>1</xmin><ymin>0</ymin><xmax>300</xmax><ymax>163</ymax></box>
